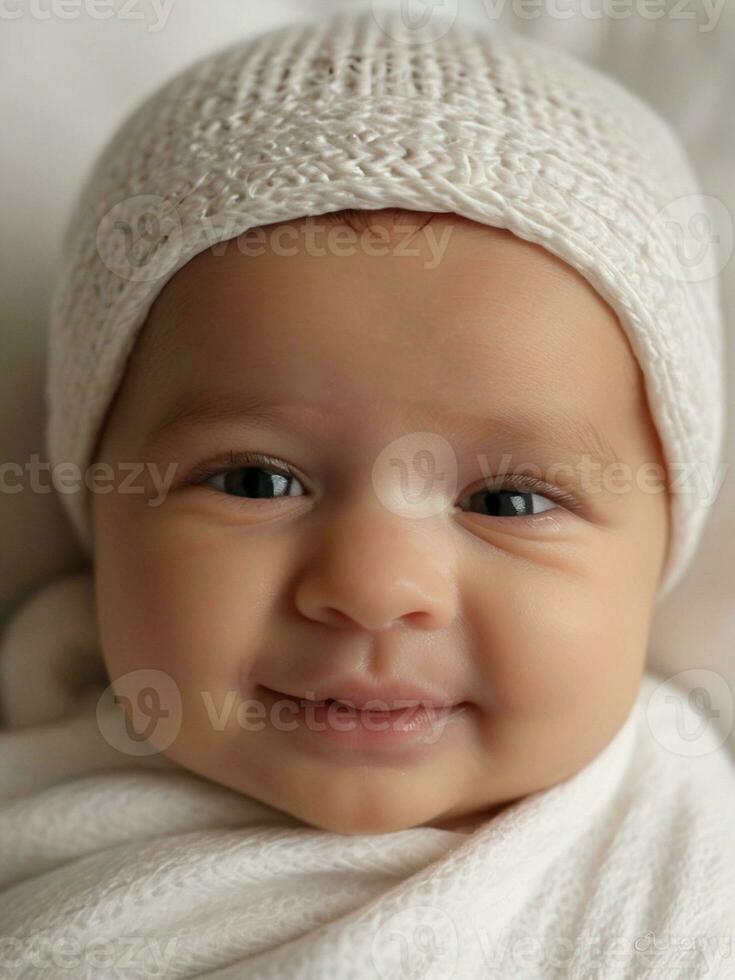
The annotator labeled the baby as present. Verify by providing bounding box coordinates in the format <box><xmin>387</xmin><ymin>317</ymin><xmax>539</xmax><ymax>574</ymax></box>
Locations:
<box><xmin>2</xmin><ymin>5</ymin><xmax>734</xmax><ymax>977</ymax></box>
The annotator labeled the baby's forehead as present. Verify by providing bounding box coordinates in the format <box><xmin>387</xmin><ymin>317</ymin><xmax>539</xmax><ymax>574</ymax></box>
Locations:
<box><xmin>140</xmin><ymin>209</ymin><xmax>641</xmax><ymax>411</ymax></box>
<box><xmin>128</xmin><ymin>213</ymin><xmax>650</xmax><ymax>462</ymax></box>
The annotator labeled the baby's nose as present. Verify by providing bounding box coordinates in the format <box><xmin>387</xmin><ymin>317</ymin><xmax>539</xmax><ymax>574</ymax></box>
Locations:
<box><xmin>292</xmin><ymin>503</ymin><xmax>458</xmax><ymax>633</ymax></box>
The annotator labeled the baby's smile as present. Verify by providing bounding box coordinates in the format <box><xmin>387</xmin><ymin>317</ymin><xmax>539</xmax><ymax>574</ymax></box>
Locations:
<box><xmin>89</xmin><ymin>208</ymin><xmax>670</xmax><ymax>835</ymax></box>
<box><xmin>255</xmin><ymin>683</ymin><xmax>471</xmax><ymax>757</ymax></box>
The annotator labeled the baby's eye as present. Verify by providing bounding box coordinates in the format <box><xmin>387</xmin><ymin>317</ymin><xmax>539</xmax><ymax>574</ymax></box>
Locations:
<box><xmin>457</xmin><ymin>485</ymin><xmax>558</xmax><ymax>518</ymax></box>
<box><xmin>204</xmin><ymin>464</ymin><xmax>305</xmax><ymax>499</ymax></box>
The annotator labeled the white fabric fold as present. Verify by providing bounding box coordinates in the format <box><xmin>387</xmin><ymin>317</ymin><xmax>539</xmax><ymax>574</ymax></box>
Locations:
<box><xmin>1</xmin><ymin>571</ymin><xmax>734</xmax><ymax>979</ymax></box>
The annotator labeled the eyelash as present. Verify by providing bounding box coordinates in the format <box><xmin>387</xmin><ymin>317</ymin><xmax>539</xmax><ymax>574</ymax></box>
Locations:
<box><xmin>186</xmin><ymin>450</ymin><xmax>583</xmax><ymax>520</ymax></box>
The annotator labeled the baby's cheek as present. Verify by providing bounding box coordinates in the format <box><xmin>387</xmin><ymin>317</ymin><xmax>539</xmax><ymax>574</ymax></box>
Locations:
<box><xmin>94</xmin><ymin>516</ymin><xmax>276</xmax><ymax>712</ymax></box>
<box><xmin>468</xmin><ymin>553</ymin><xmax>648</xmax><ymax>726</ymax></box>
<box><xmin>464</xmin><ymin>562</ymin><xmax>646</xmax><ymax>799</ymax></box>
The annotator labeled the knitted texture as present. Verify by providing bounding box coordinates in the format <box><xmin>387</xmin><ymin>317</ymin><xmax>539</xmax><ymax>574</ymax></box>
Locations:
<box><xmin>46</xmin><ymin>5</ymin><xmax>726</xmax><ymax>603</ymax></box>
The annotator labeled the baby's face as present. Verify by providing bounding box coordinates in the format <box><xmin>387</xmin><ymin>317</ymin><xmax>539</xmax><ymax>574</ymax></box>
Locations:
<box><xmin>92</xmin><ymin>210</ymin><xmax>669</xmax><ymax>834</ymax></box>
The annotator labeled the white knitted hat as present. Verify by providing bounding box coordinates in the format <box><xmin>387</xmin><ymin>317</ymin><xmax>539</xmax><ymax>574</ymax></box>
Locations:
<box><xmin>46</xmin><ymin>4</ymin><xmax>726</xmax><ymax>604</ymax></box>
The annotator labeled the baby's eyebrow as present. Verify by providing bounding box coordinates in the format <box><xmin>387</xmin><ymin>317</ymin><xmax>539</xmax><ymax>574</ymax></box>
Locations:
<box><xmin>421</xmin><ymin>401</ymin><xmax>622</xmax><ymax>471</ymax></box>
<box><xmin>142</xmin><ymin>390</ymin><xmax>621</xmax><ymax>471</ymax></box>
<box><xmin>142</xmin><ymin>391</ymin><xmax>334</xmax><ymax>455</ymax></box>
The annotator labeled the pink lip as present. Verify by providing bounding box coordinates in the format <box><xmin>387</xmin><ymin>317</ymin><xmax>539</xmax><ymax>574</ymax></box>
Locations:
<box><xmin>257</xmin><ymin>684</ymin><xmax>469</xmax><ymax>756</ymax></box>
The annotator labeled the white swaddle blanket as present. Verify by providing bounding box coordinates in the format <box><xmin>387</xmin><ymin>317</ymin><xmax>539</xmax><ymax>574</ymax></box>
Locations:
<box><xmin>1</xmin><ymin>572</ymin><xmax>735</xmax><ymax>979</ymax></box>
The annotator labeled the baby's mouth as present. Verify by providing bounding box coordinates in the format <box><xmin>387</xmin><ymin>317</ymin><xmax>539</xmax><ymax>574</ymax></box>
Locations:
<box><xmin>257</xmin><ymin>685</ymin><xmax>469</xmax><ymax>748</ymax></box>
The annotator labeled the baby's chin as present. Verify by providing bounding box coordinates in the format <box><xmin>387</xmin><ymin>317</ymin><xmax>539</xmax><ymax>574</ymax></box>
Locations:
<box><xmin>274</xmin><ymin>789</ymin><xmax>471</xmax><ymax>836</ymax></box>
<box><xmin>157</xmin><ymin>733</ymin><xmax>488</xmax><ymax>835</ymax></box>
<box><xmin>274</xmin><ymin>788</ymin><xmax>508</xmax><ymax>836</ymax></box>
